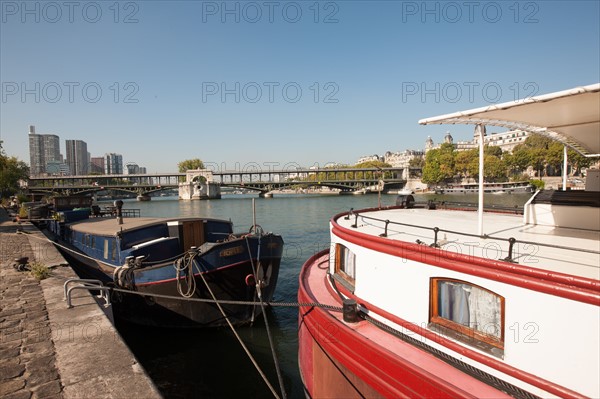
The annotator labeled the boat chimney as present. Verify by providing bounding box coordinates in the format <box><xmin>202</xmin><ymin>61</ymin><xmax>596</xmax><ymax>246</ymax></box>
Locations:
<box><xmin>114</xmin><ymin>200</ymin><xmax>124</xmax><ymax>225</ymax></box>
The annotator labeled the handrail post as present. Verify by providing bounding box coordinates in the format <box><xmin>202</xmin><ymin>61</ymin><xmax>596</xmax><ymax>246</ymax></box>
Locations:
<box><xmin>502</xmin><ymin>237</ymin><xmax>518</xmax><ymax>263</ymax></box>
<box><xmin>352</xmin><ymin>212</ymin><xmax>359</xmax><ymax>228</ymax></box>
<box><xmin>431</xmin><ymin>227</ymin><xmax>440</xmax><ymax>248</ymax></box>
<box><xmin>345</xmin><ymin>208</ymin><xmax>353</xmax><ymax>220</ymax></box>
<box><xmin>379</xmin><ymin>220</ymin><xmax>390</xmax><ymax>237</ymax></box>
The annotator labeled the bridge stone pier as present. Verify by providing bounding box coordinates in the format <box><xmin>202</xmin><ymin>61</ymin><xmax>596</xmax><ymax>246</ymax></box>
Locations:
<box><xmin>178</xmin><ymin>169</ymin><xmax>222</xmax><ymax>200</ymax></box>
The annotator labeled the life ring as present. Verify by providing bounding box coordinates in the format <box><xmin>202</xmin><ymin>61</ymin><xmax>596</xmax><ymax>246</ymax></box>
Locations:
<box><xmin>245</xmin><ymin>274</ymin><xmax>256</xmax><ymax>287</ymax></box>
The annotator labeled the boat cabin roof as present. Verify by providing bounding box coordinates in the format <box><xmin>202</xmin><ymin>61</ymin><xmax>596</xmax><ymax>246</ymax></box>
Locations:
<box><xmin>335</xmin><ymin>207</ymin><xmax>600</xmax><ymax>281</ymax></box>
<box><xmin>68</xmin><ymin>217</ymin><xmax>230</xmax><ymax>237</ymax></box>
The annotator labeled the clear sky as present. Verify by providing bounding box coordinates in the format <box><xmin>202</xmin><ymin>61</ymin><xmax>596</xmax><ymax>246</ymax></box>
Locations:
<box><xmin>1</xmin><ymin>0</ymin><xmax>599</xmax><ymax>173</ymax></box>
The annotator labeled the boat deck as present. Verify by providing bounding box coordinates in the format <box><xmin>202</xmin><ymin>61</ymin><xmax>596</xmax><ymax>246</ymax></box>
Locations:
<box><xmin>69</xmin><ymin>217</ymin><xmax>174</xmax><ymax>235</ymax></box>
<box><xmin>336</xmin><ymin>207</ymin><xmax>600</xmax><ymax>281</ymax></box>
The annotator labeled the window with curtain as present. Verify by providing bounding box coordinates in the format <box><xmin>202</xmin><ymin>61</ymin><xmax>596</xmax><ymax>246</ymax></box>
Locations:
<box><xmin>430</xmin><ymin>278</ymin><xmax>504</xmax><ymax>350</ymax></box>
<box><xmin>335</xmin><ymin>243</ymin><xmax>356</xmax><ymax>285</ymax></box>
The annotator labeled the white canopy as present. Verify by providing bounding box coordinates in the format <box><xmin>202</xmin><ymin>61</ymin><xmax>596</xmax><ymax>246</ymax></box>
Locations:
<box><xmin>419</xmin><ymin>83</ymin><xmax>600</xmax><ymax>157</ymax></box>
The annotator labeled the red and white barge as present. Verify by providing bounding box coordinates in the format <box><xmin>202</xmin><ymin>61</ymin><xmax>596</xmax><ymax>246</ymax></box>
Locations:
<box><xmin>298</xmin><ymin>84</ymin><xmax>600</xmax><ymax>398</ymax></box>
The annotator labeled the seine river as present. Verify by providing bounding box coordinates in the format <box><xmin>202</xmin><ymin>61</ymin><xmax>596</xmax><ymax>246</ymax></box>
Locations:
<box><xmin>110</xmin><ymin>192</ymin><xmax>530</xmax><ymax>398</ymax></box>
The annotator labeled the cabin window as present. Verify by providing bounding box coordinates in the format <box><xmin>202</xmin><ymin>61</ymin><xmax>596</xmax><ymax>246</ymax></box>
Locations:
<box><xmin>104</xmin><ymin>240</ymin><xmax>109</xmax><ymax>259</ymax></box>
<box><xmin>111</xmin><ymin>240</ymin><xmax>117</xmax><ymax>262</ymax></box>
<box><xmin>335</xmin><ymin>244</ymin><xmax>356</xmax><ymax>285</ymax></box>
<box><xmin>430</xmin><ymin>278</ymin><xmax>504</xmax><ymax>352</ymax></box>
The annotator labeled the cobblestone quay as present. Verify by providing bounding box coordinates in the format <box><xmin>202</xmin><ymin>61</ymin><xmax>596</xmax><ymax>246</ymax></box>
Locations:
<box><xmin>0</xmin><ymin>208</ymin><xmax>161</xmax><ymax>399</ymax></box>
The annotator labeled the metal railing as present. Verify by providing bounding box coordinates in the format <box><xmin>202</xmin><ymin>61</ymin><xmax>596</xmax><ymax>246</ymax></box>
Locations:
<box><xmin>63</xmin><ymin>278</ymin><xmax>111</xmax><ymax>308</ymax></box>
<box><xmin>346</xmin><ymin>208</ymin><xmax>600</xmax><ymax>262</ymax></box>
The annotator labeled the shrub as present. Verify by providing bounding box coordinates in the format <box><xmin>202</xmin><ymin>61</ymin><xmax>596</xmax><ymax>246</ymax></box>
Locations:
<box><xmin>18</xmin><ymin>205</ymin><xmax>28</xmax><ymax>218</ymax></box>
<box><xmin>530</xmin><ymin>179</ymin><xmax>545</xmax><ymax>190</ymax></box>
<box><xmin>29</xmin><ymin>261</ymin><xmax>51</xmax><ymax>280</ymax></box>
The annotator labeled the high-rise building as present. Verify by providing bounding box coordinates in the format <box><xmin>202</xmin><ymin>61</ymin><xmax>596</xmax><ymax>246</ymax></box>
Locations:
<box><xmin>104</xmin><ymin>153</ymin><xmax>123</xmax><ymax>175</ymax></box>
<box><xmin>65</xmin><ymin>139</ymin><xmax>89</xmax><ymax>175</ymax></box>
<box><xmin>28</xmin><ymin>125</ymin><xmax>62</xmax><ymax>176</ymax></box>
<box><xmin>90</xmin><ymin>157</ymin><xmax>105</xmax><ymax>174</ymax></box>
<box><xmin>125</xmin><ymin>162</ymin><xmax>140</xmax><ymax>174</ymax></box>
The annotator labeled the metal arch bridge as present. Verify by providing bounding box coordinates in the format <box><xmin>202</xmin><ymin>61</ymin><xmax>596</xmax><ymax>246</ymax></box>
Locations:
<box><xmin>25</xmin><ymin>167</ymin><xmax>408</xmax><ymax>196</ymax></box>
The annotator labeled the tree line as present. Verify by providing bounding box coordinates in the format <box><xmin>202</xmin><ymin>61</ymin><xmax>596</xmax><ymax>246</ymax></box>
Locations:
<box><xmin>0</xmin><ymin>141</ymin><xmax>29</xmax><ymax>200</ymax></box>
<box><xmin>421</xmin><ymin>134</ymin><xmax>594</xmax><ymax>185</ymax></box>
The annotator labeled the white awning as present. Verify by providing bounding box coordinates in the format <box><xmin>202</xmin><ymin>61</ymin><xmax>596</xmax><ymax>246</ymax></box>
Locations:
<box><xmin>419</xmin><ymin>83</ymin><xmax>600</xmax><ymax>157</ymax></box>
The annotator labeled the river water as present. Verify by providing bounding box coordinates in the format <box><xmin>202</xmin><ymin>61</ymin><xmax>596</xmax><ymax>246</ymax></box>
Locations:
<box><xmin>110</xmin><ymin>192</ymin><xmax>530</xmax><ymax>399</ymax></box>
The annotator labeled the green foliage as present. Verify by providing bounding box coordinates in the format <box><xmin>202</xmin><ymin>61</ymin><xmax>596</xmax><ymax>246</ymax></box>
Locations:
<box><xmin>178</xmin><ymin>159</ymin><xmax>205</xmax><ymax>172</ymax></box>
<box><xmin>29</xmin><ymin>261</ymin><xmax>51</xmax><ymax>280</ymax></box>
<box><xmin>409</xmin><ymin>157</ymin><xmax>425</xmax><ymax>168</ymax></box>
<box><xmin>530</xmin><ymin>179</ymin><xmax>545</xmax><ymax>190</ymax></box>
<box><xmin>422</xmin><ymin>144</ymin><xmax>456</xmax><ymax>184</ymax></box>
<box><xmin>0</xmin><ymin>142</ymin><xmax>30</xmax><ymax>198</ymax></box>
<box><xmin>17</xmin><ymin>194</ymin><xmax>29</xmax><ymax>203</ymax></box>
<box><xmin>484</xmin><ymin>154</ymin><xmax>507</xmax><ymax>181</ymax></box>
<box><xmin>19</xmin><ymin>205</ymin><xmax>28</xmax><ymax>218</ymax></box>
<box><xmin>422</xmin><ymin>132</ymin><xmax>592</xmax><ymax>184</ymax></box>
<box><xmin>354</xmin><ymin>160</ymin><xmax>392</xmax><ymax>169</ymax></box>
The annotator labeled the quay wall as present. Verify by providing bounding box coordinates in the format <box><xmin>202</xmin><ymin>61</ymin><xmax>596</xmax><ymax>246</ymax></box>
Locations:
<box><xmin>0</xmin><ymin>208</ymin><xmax>161</xmax><ymax>399</ymax></box>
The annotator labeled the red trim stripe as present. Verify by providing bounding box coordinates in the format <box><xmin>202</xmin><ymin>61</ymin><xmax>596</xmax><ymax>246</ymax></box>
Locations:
<box><xmin>135</xmin><ymin>259</ymin><xmax>251</xmax><ymax>287</ymax></box>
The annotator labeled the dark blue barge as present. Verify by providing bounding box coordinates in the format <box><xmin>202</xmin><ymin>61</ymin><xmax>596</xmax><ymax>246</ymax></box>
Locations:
<box><xmin>48</xmin><ymin>210</ymin><xmax>284</xmax><ymax>328</ymax></box>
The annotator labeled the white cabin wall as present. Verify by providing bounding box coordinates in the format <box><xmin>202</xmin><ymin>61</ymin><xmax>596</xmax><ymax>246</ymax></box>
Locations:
<box><xmin>333</xmin><ymin>234</ymin><xmax>600</xmax><ymax>398</ymax></box>
<box><xmin>524</xmin><ymin>204</ymin><xmax>600</xmax><ymax>230</ymax></box>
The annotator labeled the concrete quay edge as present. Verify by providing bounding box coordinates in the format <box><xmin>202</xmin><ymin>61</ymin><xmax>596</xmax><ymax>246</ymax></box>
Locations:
<box><xmin>1</xmin><ymin>208</ymin><xmax>162</xmax><ymax>399</ymax></box>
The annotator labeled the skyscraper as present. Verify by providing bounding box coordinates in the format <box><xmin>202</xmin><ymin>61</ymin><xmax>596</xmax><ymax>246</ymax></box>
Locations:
<box><xmin>104</xmin><ymin>153</ymin><xmax>123</xmax><ymax>175</ymax></box>
<box><xmin>28</xmin><ymin>125</ymin><xmax>62</xmax><ymax>176</ymax></box>
<box><xmin>90</xmin><ymin>157</ymin><xmax>105</xmax><ymax>174</ymax></box>
<box><xmin>65</xmin><ymin>139</ymin><xmax>89</xmax><ymax>175</ymax></box>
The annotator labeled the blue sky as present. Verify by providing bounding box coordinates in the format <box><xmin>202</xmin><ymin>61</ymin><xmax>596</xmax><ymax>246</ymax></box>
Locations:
<box><xmin>1</xmin><ymin>1</ymin><xmax>599</xmax><ymax>173</ymax></box>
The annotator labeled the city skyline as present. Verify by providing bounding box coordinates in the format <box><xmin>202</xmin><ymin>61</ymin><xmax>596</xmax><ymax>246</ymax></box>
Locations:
<box><xmin>2</xmin><ymin>2</ymin><xmax>599</xmax><ymax>172</ymax></box>
<box><xmin>27</xmin><ymin>125</ymin><xmax>147</xmax><ymax>176</ymax></box>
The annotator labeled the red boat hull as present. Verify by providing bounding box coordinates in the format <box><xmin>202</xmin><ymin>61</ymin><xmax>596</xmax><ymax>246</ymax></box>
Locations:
<box><xmin>298</xmin><ymin>251</ymin><xmax>513</xmax><ymax>399</ymax></box>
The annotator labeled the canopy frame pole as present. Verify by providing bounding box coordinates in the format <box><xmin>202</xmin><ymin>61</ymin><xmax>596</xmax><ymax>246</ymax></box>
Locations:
<box><xmin>562</xmin><ymin>145</ymin><xmax>568</xmax><ymax>191</ymax></box>
<box><xmin>476</xmin><ymin>124</ymin><xmax>486</xmax><ymax>236</ymax></box>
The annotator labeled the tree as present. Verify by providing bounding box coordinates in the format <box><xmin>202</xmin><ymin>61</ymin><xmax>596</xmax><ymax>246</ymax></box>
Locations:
<box><xmin>422</xmin><ymin>144</ymin><xmax>455</xmax><ymax>185</ymax></box>
<box><xmin>484</xmin><ymin>145</ymin><xmax>503</xmax><ymax>157</ymax></box>
<box><xmin>454</xmin><ymin>149</ymin><xmax>477</xmax><ymax>179</ymax></box>
<box><xmin>568</xmin><ymin>149</ymin><xmax>593</xmax><ymax>176</ymax></box>
<box><xmin>0</xmin><ymin>141</ymin><xmax>30</xmax><ymax>198</ymax></box>
<box><xmin>546</xmin><ymin>142</ymin><xmax>566</xmax><ymax>175</ymax></box>
<box><xmin>354</xmin><ymin>161</ymin><xmax>392</xmax><ymax>179</ymax></box>
<box><xmin>483</xmin><ymin>155</ymin><xmax>506</xmax><ymax>181</ymax></box>
<box><xmin>178</xmin><ymin>159</ymin><xmax>205</xmax><ymax>172</ymax></box>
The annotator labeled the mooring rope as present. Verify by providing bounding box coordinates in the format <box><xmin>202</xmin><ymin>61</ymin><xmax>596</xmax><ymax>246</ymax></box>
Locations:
<box><xmin>192</xmin><ymin>261</ymin><xmax>282</xmax><ymax>399</ymax></box>
<box><xmin>23</xmin><ymin>227</ymin><xmax>341</xmax><ymax>399</ymax></box>
<box><xmin>22</xmin><ymin>230</ymin><xmax>344</xmax><ymax>311</ymax></box>
<box><xmin>245</xmin><ymin>235</ymin><xmax>287</xmax><ymax>399</ymax></box>
<box><xmin>173</xmin><ymin>250</ymin><xmax>197</xmax><ymax>298</ymax></box>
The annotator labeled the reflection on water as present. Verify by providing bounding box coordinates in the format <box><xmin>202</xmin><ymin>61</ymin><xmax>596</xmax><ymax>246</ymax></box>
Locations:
<box><xmin>111</xmin><ymin>192</ymin><xmax>531</xmax><ymax>398</ymax></box>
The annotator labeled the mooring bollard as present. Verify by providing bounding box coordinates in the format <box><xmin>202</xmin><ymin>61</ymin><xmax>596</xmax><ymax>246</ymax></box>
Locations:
<box><xmin>342</xmin><ymin>298</ymin><xmax>359</xmax><ymax>323</ymax></box>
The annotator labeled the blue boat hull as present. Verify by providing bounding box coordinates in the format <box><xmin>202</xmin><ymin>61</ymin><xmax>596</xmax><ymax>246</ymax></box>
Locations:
<box><xmin>49</xmin><ymin>218</ymin><xmax>283</xmax><ymax>327</ymax></box>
